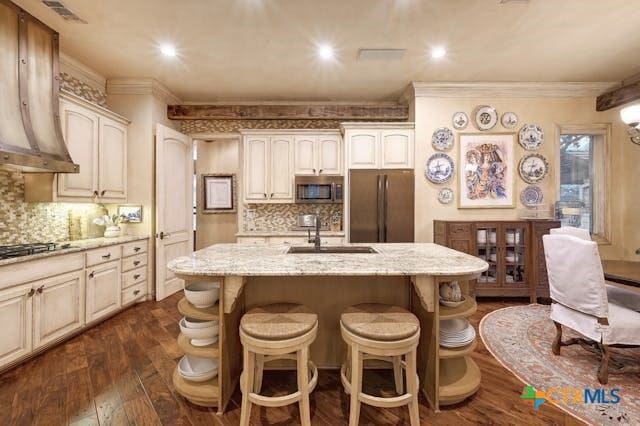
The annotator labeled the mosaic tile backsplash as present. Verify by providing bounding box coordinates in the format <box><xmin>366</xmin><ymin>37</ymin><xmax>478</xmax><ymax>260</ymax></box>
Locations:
<box><xmin>243</xmin><ymin>203</ymin><xmax>343</xmax><ymax>232</ymax></box>
<box><xmin>0</xmin><ymin>169</ymin><xmax>106</xmax><ymax>245</ymax></box>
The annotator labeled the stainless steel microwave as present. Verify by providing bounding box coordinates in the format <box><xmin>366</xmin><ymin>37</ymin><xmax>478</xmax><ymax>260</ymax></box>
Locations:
<box><xmin>294</xmin><ymin>176</ymin><xmax>343</xmax><ymax>204</ymax></box>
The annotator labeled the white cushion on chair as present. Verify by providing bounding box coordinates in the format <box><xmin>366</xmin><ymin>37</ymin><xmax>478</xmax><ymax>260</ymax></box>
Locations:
<box><xmin>550</xmin><ymin>303</ymin><xmax>601</xmax><ymax>342</ymax></box>
<box><xmin>604</xmin><ymin>303</ymin><xmax>640</xmax><ymax>345</ymax></box>
<box><xmin>543</xmin><ymin>234</ymin><xmax>608</xmax><ymax>318</ymax></box>
<box><xmin>606</xmin><ymin>284</ymin><xmax>640</xmax><ymax>312</ymax></box>
<box><xmin>550</xmin><ymin>226</ymin><xmax>591</xmax><ymax>241</ymax></box>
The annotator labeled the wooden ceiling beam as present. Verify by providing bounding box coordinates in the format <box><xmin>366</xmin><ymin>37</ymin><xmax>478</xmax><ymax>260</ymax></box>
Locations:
<box><xmin>596</xmin><ymin>81</ymin><xmax>640</xmax><ymax>111</ymax></box>
<box><xmin>167</xmin><ymin>104</ymin><xmax>409</xmax><ymax>120</ymax></box>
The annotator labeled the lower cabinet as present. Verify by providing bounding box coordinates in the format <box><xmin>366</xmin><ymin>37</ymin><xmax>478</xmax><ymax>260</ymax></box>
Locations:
<box><xmin>86</xmin><ymin>260</ymin><xmax>121</xmax><ymax>323</ymax></box>
<box><xmin>0</xmin><ymin>283</ymin><xmax>33</xmax><ymax>368</ymax></box>
<box><xmin>33</xmin><ymin>270</ymin><xmax>85</xmax><ymax>349</ymax></box>
<box><xmin>237</xmin><ymin>235</ymin><xmax>344</xmax><ymax>244</ymax></box>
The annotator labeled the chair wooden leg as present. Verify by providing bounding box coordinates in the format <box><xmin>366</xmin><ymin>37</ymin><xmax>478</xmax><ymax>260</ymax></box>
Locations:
<box><xmin>297</xmin><ymin>347</ymin><xmax>312</xmax><ymax>426</ymax></box>
<box><xmin>598</xmin><ymin>343</ymin><xmax>610</xmax><ymax>385</ymax></box>
<box><xmin>349</xmin><ymin>345</ymin><xmax>363</xmax><ymax>426</ymax></box>
<box><xmin>253</xmin><ymin>354</ymin><xmax>264</xmax><ymax>393</ymax></box>
<box><xmin>240</xmin><ymin>346</ymin><xmax>255</xmax><ymax>426</ymax></box>
<box><xmin>552</xmin><ymin>321</ymin><xmax>562</xmax><ymax>355</ymax></box>
<box><xmin>392</xmin><ymin>355</ymin><xmax>404</xmax><ymax>395</ymax></box>
<box><xmin>405</xmin><ymin>349</ymin><xmax>420</xmax><ymax>426</ymax></box>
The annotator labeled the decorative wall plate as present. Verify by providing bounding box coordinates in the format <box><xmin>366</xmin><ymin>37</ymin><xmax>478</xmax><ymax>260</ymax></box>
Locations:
<box><xmin>472</xmin><ymin>105</ymin><xmax>498</xmax><ymax>131</ymax></box>
<box><xmin>432</xmin><ymin>127</ymin><xmax>454</xmax><ymax>151</ymax></box>
<box><xmin>501</xmin><ymin>112</ymin><xmax>518</xmax><ymax>129</ymax></box>
<box><xmin>520</xmin><ymin>185</ymin><xmax>543</xmax><ymax>206</ymax></box>
<box><xmin>519</xmin><ymin>124</ymin><xmax>544</xmax><ymax>150</ymax></box>
<box><xmin>425</xmin><ymin>153</ymin><xmax>454</xmax><ymax>184</ymax></box>
<box><xmin>452</xmin><ymin>112</ymin><xmax>469</xmax><ymax>130</ymax></box>
<box><xmin>518</xmin><ymin>154</ymin><xmax>549</xmax><ymax>184</ymax></box>
<box><xmin>438</xmin><ymin>187</ymin><xmax>454</xmax><ymax>204</ymax></box>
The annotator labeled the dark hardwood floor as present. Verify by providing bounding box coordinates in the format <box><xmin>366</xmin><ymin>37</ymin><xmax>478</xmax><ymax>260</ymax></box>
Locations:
<box><xmin>0</xmin><ymin>294</ymin><xmax>583</xmax><ymax>425</ymax></box>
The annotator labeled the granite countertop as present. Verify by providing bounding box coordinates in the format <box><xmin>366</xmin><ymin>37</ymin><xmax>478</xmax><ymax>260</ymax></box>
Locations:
<box><xmin>168</xmin><ymin>243</ymin><xmax>489</xmax><ymax>277</ymax></box>
<box><xmin>0</xmin><ymin>235</ymin><xmax>150</xmax><ymax>266</ymax></box>
<box><xmin>236</xmin><ymin>230</ymin><xmax>345</xmax><ymax>237</ymax></box>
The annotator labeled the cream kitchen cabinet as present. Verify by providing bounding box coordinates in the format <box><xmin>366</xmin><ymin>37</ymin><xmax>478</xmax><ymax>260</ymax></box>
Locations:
<box><xmin>294</xmin><ymin>133</ymin><xmax>342</xmax><ymax>176</ymax></box>
<box><xmin>85</xmin><ymin>260</ymin><xmax>121</xmax><ymax>323</ymax></box>
<box><xmin>24</xmin><ymin>92</ymin><xmax>130</xmax><ymax>203</ymax></box>
<box><xmin>242</xmin><ymin>134</ymin><xmax>294</xmax><ymax>202</ymax></box>
<box><xmin>342</xmin><ymin>123</ymin><xmax>414</xmax><ymax>169</ymax></box>
<box><xmin>0</xmin><ymin>283</ymin><xmax>33</xmax><ymax>369</ymax></box>
<box><xmin>236</xmin><ymin>235</ymin><xmax>344</xmax><ymax>244</ymax></box>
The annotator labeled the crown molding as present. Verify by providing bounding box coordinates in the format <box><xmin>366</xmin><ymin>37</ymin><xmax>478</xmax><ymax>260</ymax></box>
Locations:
<box><xmin>59</xmin><ymin>52</ymin><xmax>106</xmax><ymax>92</ymax></box>
<box><xmin>106</xmin><ymin>78</ymin><xmax>182</xmax><ymax>104</ymax></box>
<box><xmin>406</xmin><ymin>81</ymin><xmax>619</xmax><ymax>99</ymax></box>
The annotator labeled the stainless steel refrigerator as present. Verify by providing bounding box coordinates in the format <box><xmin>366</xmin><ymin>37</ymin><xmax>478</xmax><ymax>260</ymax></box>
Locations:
<box><xmin>349</xmin><ymin>169</ymin><xmax>415</xmax><ymax>243</ymax></box>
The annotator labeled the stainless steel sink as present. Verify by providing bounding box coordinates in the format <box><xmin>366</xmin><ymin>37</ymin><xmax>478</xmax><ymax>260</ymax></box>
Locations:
<box><xmin>287</xmin><ymin>246</ymin><xmax>378</xmax><ymax>254</ymax></box>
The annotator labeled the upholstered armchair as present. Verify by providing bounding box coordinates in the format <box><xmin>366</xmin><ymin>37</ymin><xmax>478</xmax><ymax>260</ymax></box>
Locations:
<box><xmin>543</xmin><ymin>234</ymin><xmax>640</xmax><ymax>384</ymax></box>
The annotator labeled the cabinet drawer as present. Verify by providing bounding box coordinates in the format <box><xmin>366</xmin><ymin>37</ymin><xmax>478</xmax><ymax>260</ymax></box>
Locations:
<box><xmin>450</xmin><ymin>224</ymin><xmax>471</xmax><ymax>236</ymax></box>
<box><xmin>86</xmin><ymin>246</ymin><xmax>121</xmax><ymax>266</ymax></box>
<box><xmin>122</xmin><ymin>240</ymin><xmax>147</xmax><ymax>257</ymax></box>
<box><xmin>122</xmin><ymin>281</ymin><xmax>146</xmax><ymax>305</ymax></box>
<box><xmin>269</xmin><ymin>237</ymin><xmax>307</xmax><ymax>245</ymax></box>
<box><xmin>122</xmin><ymin>266</ymin><xmax>147</xmax><ymax>289</ymax></box>
<box><xmin>122</xmin><ymin>253</ymin><xmax>147</xmax><ymax>272</ymax></box>
<box><xmin>236</xmin><ymin>237</ymin><xmax>268</xmax><ymax>244</ymax></box>
<box><xmin>321</xmin><ymin>237</ymin><xmax>344</xmax><ymax>245</ymax></box>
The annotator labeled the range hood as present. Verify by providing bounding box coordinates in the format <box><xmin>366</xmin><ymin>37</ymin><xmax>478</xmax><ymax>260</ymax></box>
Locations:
<box><xmin>0</xmin><ymin>0</ymin><xmax>78</xmax><ymax>173</ymax></box>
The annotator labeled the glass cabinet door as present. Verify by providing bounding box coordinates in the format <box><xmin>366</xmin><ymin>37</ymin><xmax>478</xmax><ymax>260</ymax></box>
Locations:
<box><xmin>502</xmin><ymin>225</ymin><xmax>527</xmax><ymax>287</ymax></box>
<box><xmin>475</xmin><ymin>225</ymin><xmax>498</xmax><ymax>285</ymax></box>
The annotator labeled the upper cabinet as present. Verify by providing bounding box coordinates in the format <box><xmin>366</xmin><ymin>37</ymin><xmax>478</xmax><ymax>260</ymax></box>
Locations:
<box><xmin>294</xmin><ymin>133</ymin><xmax>342</xmax><ymax>176</ymax></box>
<box><xmin>25</xmin><ymin>93</ymin><xmax>130</xmax><ymax>203</ymax></box>
<box><xmin>342</xmin><ymin>123</ymin><xmax>414</xmax><ymax>169</ymax></box>
<box><xmin>243</xmin><ymin>134</ymin><xmax>294</xmax><ymax>203</ymax></box>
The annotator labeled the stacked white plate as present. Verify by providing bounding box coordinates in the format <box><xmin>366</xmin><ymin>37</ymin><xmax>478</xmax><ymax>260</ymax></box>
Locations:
<box><xmin>440</xmin><ymin>318</ymin><xmax>476</xmax><ymax>348</ymax></box>
<box><xmin>178</xmin><ymin>355</ymin><xmax>219</xmax><ymax>382</ymax></box>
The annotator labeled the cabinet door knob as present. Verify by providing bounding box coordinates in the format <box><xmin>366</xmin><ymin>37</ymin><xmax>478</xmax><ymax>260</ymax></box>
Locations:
<box><xmin>36</xmin><ymin>285</ymin><xmax>44</xmax><ymax>294</ymax></box>
<box><xmin>133</xmin><ymin>290</ymin><xmax>140</xmax><ymax>296</ymax></box>
<box><xmin>263</xmin><ymin>193</ymin><xmax>267</xmax><ymax>198</ymax></box>
<box><xmin>27</xmin><ymin>288</ymin><xmax>35</xmax><ymax>297</ymax></box>
<box><xmin>93</xmin><ymin>190</ymin><xmax>98</xmax><ymax>197</ymax></box>
<box><xmin>134</xmin><ymin>247</ymin><xmax>141</xmax><ymax>252</ymax></box>
<box><xmin>318</xmin><ymin>169</ymin><xmax>323</xmax><ymax>174</ymax></box>
<box><xmin>313</xmin><ymin>168</ymin><xmax>316</xmax><ymax>174</ymax></box>
<box><xmin>133</xmin><ymin>274</ymin><xmax>141</xmax><ymax>280</ymax></box>
<box><xmin>89</xmin><ymin>271</ymin><xmax>95</xmax><ymax>279</ymax></box>
<box><xmin>270</xmin><ymin>193</ymin><xmax>274</xmax><ymax>198</ymax></box>
<box><xmin>133</xmin><ymin>261</ymin><xmax>141</xmax><ymax>266</ymax></box>
<box><xmin>100</xmin><ymin>190</ymin><xmax>106</xmax><ymax>196</ymax></box>
<box><xmin>102</xmin><ymin>253</ymin><xmax>111</xmax><ymax>259</ymax></box>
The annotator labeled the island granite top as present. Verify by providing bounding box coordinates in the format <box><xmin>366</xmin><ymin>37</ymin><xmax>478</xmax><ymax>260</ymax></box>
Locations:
<box><xmin>168</xmin><ymin>243</ymin><xmax>489</xmax><ymax>277</ymax></box>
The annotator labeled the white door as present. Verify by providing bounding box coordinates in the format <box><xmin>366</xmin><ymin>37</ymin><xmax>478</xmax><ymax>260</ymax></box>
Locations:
<box><xmin>155</xmin><ymin>124</ymin><xmax>193</xmax><ymax>301</ymax></box>
<box><xmin>33</xmin><ymin>270</ymin><xmax>85</xmax><ymax>349</ymax></box>
<box><xmin>269</xmin><ymin>135</ymin><xmax>294</xmax><ymax>200</ymax></box>
<box><xmin>86</xmin><ymin>260</ymin><xmax>121</xmax><ymax>323</ymax></box>
<box><xmin>57</xmin><ymin>100</ymin><xmax>99</xmax><ymax>198</ymax></box>
<box><xmin>348</xmin><ymin>130</ymin><xmax>379</xmax><ymax>169</ymax></box>
<box><xmin>318</xmin><ymin>135</ymin><xmax>342</xmax><ymax>175</ymax></box>
<box><xmin>0</xmin><ymin>283</ymin><xmax>33</xmax><ymax>369</ymax></box>
<box><xmin>381</xmin><ymin>130</ymin><xmax>414</xmax><ymax>169</ymax></box>
<box><xmin>294</xmin><ymin>136</ymin><xmax>317</xmax><ymax>175</ymax></box>
<box><xmin>98</xmin><ymin>116</ymin><xmax>128</xmax><ymax>199</ymax></box>
<box><xmin>243</xmin><ymin>136</ymin><xmax>269</xmax><ymax>201</ymax></box>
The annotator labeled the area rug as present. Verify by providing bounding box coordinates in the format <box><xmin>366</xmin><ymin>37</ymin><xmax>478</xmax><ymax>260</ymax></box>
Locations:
<box><xmin>479</xmin><ymin>304</ymin><xmax>640</xmax><ymax>425</ymax></box>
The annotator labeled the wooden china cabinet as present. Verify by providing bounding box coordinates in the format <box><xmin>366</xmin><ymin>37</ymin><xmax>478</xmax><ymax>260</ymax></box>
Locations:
<box><xmin>434</xmin><ymin>219</ymin><xmax>560</xmax><ymax>302</ymax></box>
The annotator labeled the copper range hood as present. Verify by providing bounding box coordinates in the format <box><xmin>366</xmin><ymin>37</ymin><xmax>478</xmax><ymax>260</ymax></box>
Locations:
<box><xmin>0</xmin><ymin>0</ymin><xmax>78</xmax><ymax>173</ymax></box>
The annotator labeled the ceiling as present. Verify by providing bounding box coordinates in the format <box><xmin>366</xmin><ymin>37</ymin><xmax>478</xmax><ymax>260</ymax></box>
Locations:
<box><xmin>13</xmin><ymin>0</ymin><xmax>640</xmax><ymax>102</ymax></box>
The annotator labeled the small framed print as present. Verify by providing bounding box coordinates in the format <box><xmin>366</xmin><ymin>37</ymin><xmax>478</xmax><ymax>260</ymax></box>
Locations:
<box><xmin>118</xmin><ymin>205</ymin><xmax>143</xmax><ymax>223</ymax></box>
<box><xmin>202</xmin><ymin>174</ymin><xmax>236</xmax><ymax>213</ymax></box>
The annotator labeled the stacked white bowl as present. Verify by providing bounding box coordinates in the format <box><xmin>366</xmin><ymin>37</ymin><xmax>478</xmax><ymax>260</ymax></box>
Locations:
<box><xmin>184</xmin><ymin>281</ymin><xmax>220</xmax><ymax>308</ymax></box>
<box><xmin>180</xmin><ymin>317</ymin><xmax>219</xmax><ymax>346</ymax></box>
<box><xmin>178</xmin><ymin>355</ymin><xmax>219</xmax><ymax>382</ymax></box>
<box><xmin>440</xmin><ymin>318</ymin><xmax>476</xmax><ymax>348</ymax></box>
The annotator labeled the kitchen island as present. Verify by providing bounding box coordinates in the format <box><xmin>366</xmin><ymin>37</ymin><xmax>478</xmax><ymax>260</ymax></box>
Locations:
<box><xmin>168</xmin><ymin>243</ymin><xmax>488</xmax><ymax>413</ymax></box>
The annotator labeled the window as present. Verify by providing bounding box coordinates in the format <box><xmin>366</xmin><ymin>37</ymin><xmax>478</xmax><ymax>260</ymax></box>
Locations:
<box><xmin>558</xmin><ymin>125</ymin><xmax>609</xmax><ymax>240</ymax></box>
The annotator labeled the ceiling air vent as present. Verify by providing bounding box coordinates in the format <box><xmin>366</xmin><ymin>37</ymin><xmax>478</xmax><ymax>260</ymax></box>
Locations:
<box><xmin>42</xmin><ymin>1</ymin><xmax>87</xmax><ymax>23</ymax></box>
<box><xmin>358</xmin><ymin>49</ymin><xmax>406</xmax><ymax>61</ymax></box>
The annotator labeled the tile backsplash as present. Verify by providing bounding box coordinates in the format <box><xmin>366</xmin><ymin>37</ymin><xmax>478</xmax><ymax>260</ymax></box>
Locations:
<box><xmin>244</xmin><ymin>203</ymin><xmax>343</xmax><ymax>232</ymax></box>
<box><xmin>0</xmin><ymin>169</ymin><xmax>106</xmax><ymax>245</ymax></box>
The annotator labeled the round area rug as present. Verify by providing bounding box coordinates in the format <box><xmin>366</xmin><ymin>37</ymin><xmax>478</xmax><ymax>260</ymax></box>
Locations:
<box><xmin>480</xmin><ymin>304</ymin><xmax>640</xmax><ymax>425</ymax></box>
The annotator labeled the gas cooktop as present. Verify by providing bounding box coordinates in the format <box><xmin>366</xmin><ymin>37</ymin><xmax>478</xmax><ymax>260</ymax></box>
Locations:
<box><xmin>0</xmin><ymin>242</ymin><xmax>71</xmax><ymax>260</ymax></box>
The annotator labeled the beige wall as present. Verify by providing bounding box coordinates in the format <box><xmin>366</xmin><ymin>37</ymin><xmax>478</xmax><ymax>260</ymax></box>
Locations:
<box><xmin>411</xmin><ymin>95</ymin><xmax>639</xmax><ymax>260</ymax></box>
<box><xmin>195</xmin><ymin>138</ymin><xmax>240</xmax><ymax>249</ymax></box>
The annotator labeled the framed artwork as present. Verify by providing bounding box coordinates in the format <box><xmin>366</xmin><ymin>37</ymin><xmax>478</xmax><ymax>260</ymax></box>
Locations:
<box><xmin>458</xmin><ymin>133</ymin><xmax>516</xmax><ymax>209</ymax></box>
<box><xmin>117</xmin><ymin>205</ymin><xmax>143</xmax><ymax>223</ymax></box>
<box><xmin>202</xmin><ymin>174</ymin><xmax>236</xmax><ymax>213</ymax></box>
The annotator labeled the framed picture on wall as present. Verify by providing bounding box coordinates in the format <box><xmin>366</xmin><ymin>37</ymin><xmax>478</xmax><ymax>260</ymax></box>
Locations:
<box><xmin>458</xmin><ymin>133</ymin><xmax>516</xmax><ymax>209</ymax></box>
<box><xmin>202</xmin><ymin>174</ymin><xmax>236</xmax><ymax>213</ymax></box>
<box><xmin>118</xmin><ymin>205</ymin><xmax>143</xmax><ymax>223</ymax></box>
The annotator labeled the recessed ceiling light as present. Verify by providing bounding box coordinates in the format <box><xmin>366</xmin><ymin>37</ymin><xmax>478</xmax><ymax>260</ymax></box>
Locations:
<box><xmin>160</xmin><ymin>44</ymin><xmax>177</xmax><ymax>57</ymax></box>
<box><xmin>317</xmin><ymin>44</ymin><xmax>334</xmax><ymax>60</ymax></box>
<box><xmin>431</xmin><ymin>46</ymin><xmax>446</xmax><ymax>60</ymax></box>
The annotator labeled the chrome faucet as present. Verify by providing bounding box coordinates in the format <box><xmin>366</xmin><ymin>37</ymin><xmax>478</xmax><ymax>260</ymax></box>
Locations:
<box><xmin>307</xmin><ymin>212</ymin><xmax>322</xmax><ymax>250</ymax></box>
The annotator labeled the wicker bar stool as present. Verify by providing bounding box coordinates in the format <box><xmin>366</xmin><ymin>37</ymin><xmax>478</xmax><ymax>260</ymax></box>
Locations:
<box><xmin>239</xmin><ymin>303</ymin><xmax>319</xmax><ymax>426</ymax></box>
<box><xmin>340</xmin><ymin>303</ymin><xmax>421</xmax><ymax>426</ymax></box>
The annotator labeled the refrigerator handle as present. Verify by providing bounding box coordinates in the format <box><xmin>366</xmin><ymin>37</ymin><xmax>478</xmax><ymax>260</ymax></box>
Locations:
<box><xmin>383</xmin><ymin>175</ymin><xmax>388</xmax><ymax>242</ymax></box>
<box><xmin>377</xmin><ymin>175</ymin><xmax>384</xmax><ymax>243</ymax></box>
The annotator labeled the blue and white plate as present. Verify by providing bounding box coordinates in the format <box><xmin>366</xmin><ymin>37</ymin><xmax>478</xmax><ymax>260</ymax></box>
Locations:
<box><xmin>438</xmin><ymin>187</ymin><xmax>454</xmax><ymax>204</ymax></box>
<box><xmin>432</xmin><ymin>127</ymin><xmax>454</xmax><ymax>151</ymax></box>
<box><xmin>425</xmin><ymin>153</ymin><xmax>454</xmax><ymax>184</ymax></box>
<box><xmin>520</xmin><ymin>185</ymin><xmax>543</xmax><ymax>207</ymax></box>
<box><xmin>452</xmin><ymin>112</ymin><xmax>469</xmax><ymax>130</ymax></box>
<box><xmin>519</xmin><ymin>124</ymin><xmax>544</xmax><ymax>150</ymax></box>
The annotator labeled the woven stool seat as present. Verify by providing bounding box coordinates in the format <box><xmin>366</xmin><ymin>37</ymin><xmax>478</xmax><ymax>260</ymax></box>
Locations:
<box><xmin>341</xmin><ymin>303</ymin><xmax>419</xmax><ymax>341</ymax></box>
<box><xmin>241</xmin><ymin>303</ymin><xmax>318</xmax><ymax>340</ymax></box>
